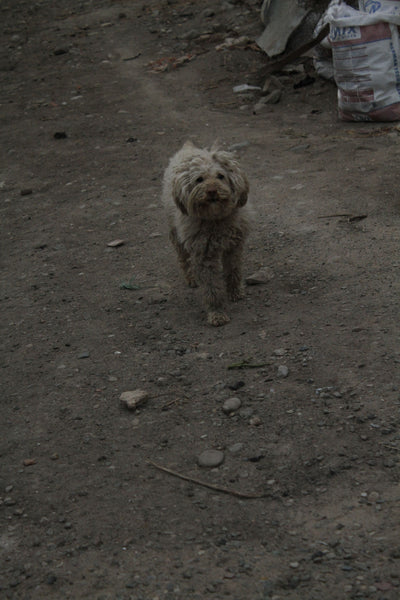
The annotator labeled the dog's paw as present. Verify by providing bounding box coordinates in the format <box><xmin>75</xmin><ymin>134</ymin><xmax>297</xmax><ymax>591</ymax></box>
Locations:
<box><xmin>207</xmin><ymin>311</ymin><xmax>230</xmax><ymax>327</ymax></box>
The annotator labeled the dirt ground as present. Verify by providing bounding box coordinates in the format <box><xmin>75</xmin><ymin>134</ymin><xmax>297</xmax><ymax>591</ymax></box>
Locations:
<box><xmin>1</xmin><ymin>1</ymin><xmax>400</xmax><ymax>599</ymax></box>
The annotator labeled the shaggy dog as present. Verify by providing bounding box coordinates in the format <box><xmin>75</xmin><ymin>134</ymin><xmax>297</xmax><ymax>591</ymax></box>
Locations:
<box><xmin>162</xmin><ymin>141</ymin><xmax>250</xmax><ymax>326</ymax></box>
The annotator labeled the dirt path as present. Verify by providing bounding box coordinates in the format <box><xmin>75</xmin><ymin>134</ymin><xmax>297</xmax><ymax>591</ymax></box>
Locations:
<box><xmin>1</xmin><ymin>1</ymin><xmax>400</xmax><ymax>599</ymax></box>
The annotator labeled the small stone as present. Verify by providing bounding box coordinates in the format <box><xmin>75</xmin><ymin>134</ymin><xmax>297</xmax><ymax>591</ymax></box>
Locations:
<box><xmin>262</xmin><ymin>75</ymin><xmax>283</xmax><ymax>94</ymax></box>
<box><xmin>249</xmin><ymin>415</ymin><xmax>262</xmax><ymax>426</ymax></box>
<box><xmin>240</xmin><ymin>407</ymin><xmax>254</xmax><ymax>418</ymax></box>
<box><xmin>376</xmin><ymin>581</ymin><xmax>393</xmax><ymax>591</ymax></box>
<box><xmin>245</xmin><ymin>267</ymin><xmax>274</xmax><ymax>285</ymax></box>
<box><xmin>228</xmin><ymin>442</ymin><xmax>244</xmax><ymax>454</ymax></box>
<box><xmin>368</xmin><ymin>491</ymin><xmax>380</xmax><ymax>502</ymax></box>
<box><xmin>20</xmin><ymin>188</ymin><xmax>33</xmax><ymax>196</ymax></box>
<box><xmin>120</xmin><ymin>389</ymin><xmax>149</xmax><ymax>411</ymax></box>
<box><xmin>290</xmin><ymin>143</ymin><xmax>310</xmax><ymax>152</ymax></box>
<box><xmin>273</xmin><ymin>348</ymin><xmax>286</xmax><ymax>356</ymax></box>
<box><xmin>290</xmin><ymin>561</ymin><xmax>299</xmax><ymax>569</ymax></box>
<box><xmin>197</xmin><ymin>449</ymin><xmax>224</xmax><ymax>468</ymax></box>
<box><xmin>263</xmin><ymin>89</ymin><xmax>282</xmax><ymax>104</ymax></box>
<box><xmin>253</xmin><ymin>101</ymin><xmax>271</xmax><ymax>114</ymax></box>
<box><xmin>277</xmin><ymin>365</ymin><xmax>289</xmax><ymax>378</ymax></box>
<box><xmin>222</xmin><ymin>397</ymin><xmax>242</xmax><ymax>414</ymax></box>
<box><xmin>228</xmin><ymin>141</ymin><xmax>249</xmax><ymax>152</ymax></box>
<box><xmin>107</xmin><ymin>239</ymin><xmax>124</xmax><ymax>247</ymax></box>
<box><xmin>4</xmin><ymin>497</ymin><xmax>16</xmax><ymax>506</ymax></box>
<box><xmin>23</xmin><ymin>458</ymin><xmax>36</xmax><ymax>466</ymax></box>
<box><xmin>78</xmin><ymin>351</ymin><xmax>90</xmax><ymax>359</ymax></box>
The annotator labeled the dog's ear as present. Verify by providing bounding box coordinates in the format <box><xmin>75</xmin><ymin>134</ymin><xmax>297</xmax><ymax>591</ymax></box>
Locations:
<box><xmin>213</xmin><ymin>150</ymin><xmax>249</xmax><ymax>207</ymax></box>
<box><xmin>231</xmin><ymin>168</ymin><xmax>249</xmax><ymax>207</ymax></box>
<box><xmin>182</xmin><ymin>140</ymin><xmax>196</xmax><ymax>151</ymax></box>
<box><xmin>172</xmin><ymin>178</ymin><xmax>188</xmax><ymax>215</ymax></box>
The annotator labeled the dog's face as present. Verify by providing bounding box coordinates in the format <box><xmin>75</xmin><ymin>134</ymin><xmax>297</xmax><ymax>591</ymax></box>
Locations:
<box><xmin>172</xmin><ymin>146</ymin><xmax>249</xmax><ymax>220</ymax></box>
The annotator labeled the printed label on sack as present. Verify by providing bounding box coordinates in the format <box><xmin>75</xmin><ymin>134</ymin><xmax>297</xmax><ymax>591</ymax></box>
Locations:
<box><xmin>329</xmin><ymin>25</ymin><xmax>362</xmax><ymax>42</ymax></box>
<box><xmin>362</xmin><ymin>0</ymin><xmax>383</xmax><ymax>13</ymax></box>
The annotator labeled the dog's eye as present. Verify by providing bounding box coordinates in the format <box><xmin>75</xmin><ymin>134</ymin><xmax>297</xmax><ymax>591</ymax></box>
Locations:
<box><xmin>217</xmin><ymin>173</ymin><xmax>225</xmax><ymax>180</ymax></box>
<box><xmin>196</xmin><ymin>176</ymin><xmax>204</xmax><ymax>183</ymax></box>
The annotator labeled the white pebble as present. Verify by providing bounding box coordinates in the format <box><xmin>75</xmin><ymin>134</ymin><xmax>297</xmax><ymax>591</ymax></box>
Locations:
<box><xmin>197</xmin><ymin>450</ymin><xmax>225</xmax><ymax>468</ymax></box>
<box><xmin>277</xmin><ymin>365</ymin><xmax>289</xmax><ymax>378</ymax></box>
<box><xmin>223</xmin><ymin>397</ymin><xmax>242</xmax><ymax>414</ymax></box>
<box><xmin>120</xmin><ymin>389</ymin><xmax>149</xmax><ymax>410</ymax></box>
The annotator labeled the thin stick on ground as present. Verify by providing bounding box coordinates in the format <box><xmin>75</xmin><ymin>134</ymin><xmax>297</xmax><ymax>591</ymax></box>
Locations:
<box><xmin>147</xmin><ymin>459</ymin><xmax>267</xmax><ymax>499</ymax></box>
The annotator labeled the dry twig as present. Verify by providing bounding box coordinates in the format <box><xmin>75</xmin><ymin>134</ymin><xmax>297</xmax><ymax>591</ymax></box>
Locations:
<box><xmin>147</xmin><ymin>459</ymin><xmax>267</xmax><ymax>499</ymax></box>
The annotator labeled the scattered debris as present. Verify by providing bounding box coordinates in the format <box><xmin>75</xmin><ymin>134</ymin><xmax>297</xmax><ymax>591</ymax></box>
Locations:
<box><xmin>120</xmin><ymin>389</ymin><xmax>149</xmax><ymax>411</ymax></box>
<box><xmin>119</xmin><ymin>277</ymin><xmax>140</xmax><ymax>290</ymax></box>
<box><xmin>257</xmin><ymin>0</ymin><xmax>309</xmax><ymax>57</ymax></box>
<box><xmin>262</xmin><ymin>75</ymin><xmax>283</xmax><ymax>95</ymax></box>
<box><xmin>123</xmin><ymin>52</ymin><xmax>141</xmax><ymax>61</ymax></box>
<box><xmin>54</xmin><ymin>131</ymin><xmax>67</xmax><ymax>139</ymax></box>
<box><xmin>262</xmin><ymin>23</ymin><xmax>329</xmax><ymax>75</ymax></box>
<box><xmin>293</xmin><ymin>75</ymin><xmax>315</xmax><ymax>89</ymax></box>
<box><xmin>260</xmin><ymin>89</ymin><xmax>282</xmax><ymax>106</ymax></box>
<box><xmin>228</xmin><ymin>141</ymin><xmax>249</xmax><ymax>152</ymax></box>
<box><xmin>348</xmin><ymin>214</ymin><xmax>368</xmax><ymax>223</ymax></box>
<box><xmin>227</xmin><ymin>359</ymin><xmax>268</xmax><ymax>370</ymax></box>
<box><xmin>233</xmin><ymin>84</ymin><xmax>261</xmax><ymax>93</ymax></box>
<box><xmin>215</xmin><ymin>36</ymin><xmax>253</xmax><ymax>51</ymax></box>
<box><xmin>148</xmin><ymin>54</ymin><xmax>194</xmax><ymax>72</ymax></box>
<box><xmin>20</xmin><ymin>188</ymin><xmax>33</xmax><ymax>196</ymax></box>
<box><xmin>318</xmin><ymin>213</ymin><xmax>368</xmax><ymax>223</ymax></box>
<box><xmin>23</xmin><ymin>458</ymin><xmax>37</xmax><ymax>466</ymax></box>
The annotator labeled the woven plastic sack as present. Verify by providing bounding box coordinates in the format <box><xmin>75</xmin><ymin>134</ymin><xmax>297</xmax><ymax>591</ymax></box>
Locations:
<box><xmin>327</xmin><ymin>2</ymin><xmax>400</xmax><ymax>121</ymax></box>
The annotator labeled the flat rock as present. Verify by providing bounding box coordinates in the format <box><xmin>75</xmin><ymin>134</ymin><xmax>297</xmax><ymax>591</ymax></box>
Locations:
<box><xmin>277</xmin><ymin>365</ymin><xmax>289</xmax><ymax>378</ymax></box>
<box><xmin>222</xmin><ymin>397</ymin><xmax>242</xmax><ymax>414</ymax></box>
<box><xmin>245</xmin><ymin>267</ymin><xmax>274</xmax><ymax>285</ymax></box>
<box><xmin>120</xmin><ymin>389</ymin><xmax>149</xmax><ymax>410</ymax></box>
<box><xmin>197</xmin><ymin>449</ymin><xmax>224</xmax><ymax>468</ymax></box>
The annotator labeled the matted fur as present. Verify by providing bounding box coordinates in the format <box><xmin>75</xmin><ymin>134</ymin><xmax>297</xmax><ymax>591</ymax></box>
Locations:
<box><xmin>162</xmin><ymin>141</ymin><xmax>250</xmax><ymax>326</ymax></box>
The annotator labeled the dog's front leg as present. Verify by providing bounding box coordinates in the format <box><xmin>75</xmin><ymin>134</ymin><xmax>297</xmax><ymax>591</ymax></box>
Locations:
<box><xmin>223</xmin><ymin>242</ymin><xmax>245</xmax><ymax>302</ymax></box>
<box><xmin>169</xmin><ymin>227</ymin><xmax>198</xmax><ymax>288</ymax></box>
<box><xmin>192</xmin><ymin>254</ymin><xmax>230</xmax><ymax>326</ymax></box>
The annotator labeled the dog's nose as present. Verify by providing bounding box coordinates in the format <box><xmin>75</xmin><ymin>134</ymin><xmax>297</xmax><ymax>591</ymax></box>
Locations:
<box><xmin>206</xmin><ymin>188</ymin><xmax>218</xmax><ymax>202</ymax></box>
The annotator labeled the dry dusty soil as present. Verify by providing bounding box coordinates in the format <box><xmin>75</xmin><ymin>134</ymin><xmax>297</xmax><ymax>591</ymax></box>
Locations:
<box><xmin>1</xmin><ymin>1</ymin><xmax>400</xmax><ymax>599</ymax></box>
